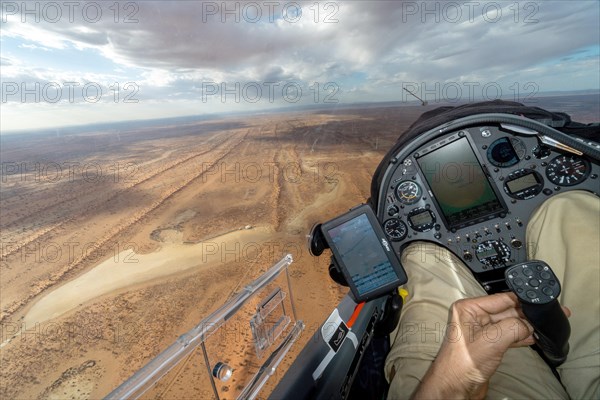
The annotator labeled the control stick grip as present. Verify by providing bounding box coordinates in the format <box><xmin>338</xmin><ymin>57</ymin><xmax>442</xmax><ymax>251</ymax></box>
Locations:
<box><xmin>505</xmin><ymin>260</ymin><xmax>570</xmax><ymax>367</ymax></box>
<box><xmin>520</xmin><ymin>300</ymin><xmax>570</xmax><ymax>366</ymax></box>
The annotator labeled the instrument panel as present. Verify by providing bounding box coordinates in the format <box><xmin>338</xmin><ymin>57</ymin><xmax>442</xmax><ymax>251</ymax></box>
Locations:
<box><xmin>380</xmin><ymin>125</ymin><xmax>599</xmax><ymax>292</ymax></box>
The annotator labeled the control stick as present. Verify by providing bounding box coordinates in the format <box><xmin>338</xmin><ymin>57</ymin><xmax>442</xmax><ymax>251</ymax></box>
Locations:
<box><xmin>505</xmin><ymin>260</ymin><xmax>570</xmax><ymax>367</ymax></box>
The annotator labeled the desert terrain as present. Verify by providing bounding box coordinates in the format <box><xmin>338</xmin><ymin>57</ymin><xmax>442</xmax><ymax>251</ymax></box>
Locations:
<box><xmin>1</xmin><ymin>96</ymin><xmax>598</xmax><ymax>399</ymax></box>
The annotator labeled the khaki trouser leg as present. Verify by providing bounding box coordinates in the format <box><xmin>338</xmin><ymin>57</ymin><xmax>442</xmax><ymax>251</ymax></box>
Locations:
<box><xmin>385</xmin><ymin>190</ymin><xmax>600</xmax><ymax>399</ymax></box>
<box><xmin>384</xmin><ymin>243</ymin><xmax>568</xmax><ymax>399</ymax></box>
<box><xmin>527</xmin><ymin>191</ymin><xmax>600</xmax><ymax>399</ymax></box>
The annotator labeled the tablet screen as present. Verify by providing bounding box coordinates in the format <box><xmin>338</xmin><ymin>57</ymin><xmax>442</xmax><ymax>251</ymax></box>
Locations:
<box><xmin>327</xmin><ymin>213</ymin><xmax>401</xmax><ymax>298</ymax></box>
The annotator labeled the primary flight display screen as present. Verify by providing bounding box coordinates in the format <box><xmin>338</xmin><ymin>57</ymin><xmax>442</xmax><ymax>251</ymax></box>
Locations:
<box><xmin>417</xmin><ymin>137</ymin><xmax>506</xmax><ymax>230</ymax></box>
<box><xmin>322</xmin><ymin>205</ymin><xmax>407</xmax><ymax>301</ymax></box>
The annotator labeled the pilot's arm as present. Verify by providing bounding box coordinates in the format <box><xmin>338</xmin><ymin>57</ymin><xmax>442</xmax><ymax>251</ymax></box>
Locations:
<box><xmin>411</xmin><ymin>293</ymin><xmax>569</xmax><ymax>399</ymax></box>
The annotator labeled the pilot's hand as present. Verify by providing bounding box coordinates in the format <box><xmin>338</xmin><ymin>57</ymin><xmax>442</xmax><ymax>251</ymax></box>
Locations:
<box><xmin>411</xmin><ymin>292</ymin><xmax>569</xmax><ymax>399</ymax></box>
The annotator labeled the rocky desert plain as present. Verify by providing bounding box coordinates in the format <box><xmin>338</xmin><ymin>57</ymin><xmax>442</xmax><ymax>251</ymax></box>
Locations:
<box><xmin>1</xmin><ymin>97</ymin><xmax>598</xmax><ymax>399</ymax></box>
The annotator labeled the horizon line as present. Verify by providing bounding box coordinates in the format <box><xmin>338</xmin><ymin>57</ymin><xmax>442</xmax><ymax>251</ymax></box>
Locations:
<box><xmin>2</xmin><ymin>89</ymin><xmax>599</xmax><ymax>137</ymax></box>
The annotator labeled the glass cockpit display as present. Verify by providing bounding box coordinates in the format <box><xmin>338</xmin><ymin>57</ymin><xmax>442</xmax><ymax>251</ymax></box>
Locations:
<box><xmin>417</xmin><ymin>137</ymin><xmax>506</xmax><ymax>230</ymax></box>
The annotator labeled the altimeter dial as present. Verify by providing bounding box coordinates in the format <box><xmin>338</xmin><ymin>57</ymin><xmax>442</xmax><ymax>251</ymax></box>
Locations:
<box><xmin>545</xmin><ymin>155</ymin><xmax>590</xmax><ymax>186</ymax></box>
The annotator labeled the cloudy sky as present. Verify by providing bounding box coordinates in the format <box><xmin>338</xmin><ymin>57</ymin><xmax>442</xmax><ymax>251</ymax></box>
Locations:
<box><xmin>1</xmin><ymin>1</ymin><xmax>599</xmax><ymax>132</ymax></box>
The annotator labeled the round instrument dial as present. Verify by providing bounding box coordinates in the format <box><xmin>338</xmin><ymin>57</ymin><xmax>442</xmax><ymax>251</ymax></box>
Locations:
<box><xmin>487</xmin><ymin>137</ymin><xmax>525</xmax><ymax>167</ymax></box>
<box><xmin>545</xmin><ymin>155</ymin><xmax>590</xmax><ymax>186</ymax></box>
<box><xmin>395</xmin><ymin>181</ymin><xmax>422</xmax><ymax>205</ymax></box>
<box><xmin>384</xmin><ymin>218</ymin><xmax>408</xmax><ymax>241</ymax></box>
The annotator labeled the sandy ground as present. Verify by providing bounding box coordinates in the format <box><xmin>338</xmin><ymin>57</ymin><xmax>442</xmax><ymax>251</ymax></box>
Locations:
<box><xmin>1</xmin><ymin>97</ymin><xmax>597</xmax><ymax>399</ymax></box>
<box><xmin>23</xmin><ymin>226</ymin><xmax>273</xmax><ymax>327</ymax></box>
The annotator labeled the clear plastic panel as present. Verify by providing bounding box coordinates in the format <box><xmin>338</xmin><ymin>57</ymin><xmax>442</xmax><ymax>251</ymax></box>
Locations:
<box><xmin>106</xmin><ymin>254</ymin><xmax>303</xmax><ymax>400</ymax></box>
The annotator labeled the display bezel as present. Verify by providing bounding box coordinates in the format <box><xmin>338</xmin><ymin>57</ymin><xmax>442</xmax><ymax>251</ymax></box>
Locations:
<box><xmin>407</xmin><ymin>207</ymin><xmax>436</xmax><ymax>232</ymax></box>
<box><xmin>503</xmin><ymin>169</ymin><xmax>544</xmax><ymax>200</ymax></box>
<box><xmin>416</xmin><ymin>135</ymin><xmax>508</xmax><ymax>231</ymax></box>
<box><xmin>321</xmin><ymin>204</ymin><xmax>408</xmax><ymax>302</ymax></box>
<box><xmin>506</xmin><ymin>172</ymin><xmax>542</xmax><ymax>194</ymax></box>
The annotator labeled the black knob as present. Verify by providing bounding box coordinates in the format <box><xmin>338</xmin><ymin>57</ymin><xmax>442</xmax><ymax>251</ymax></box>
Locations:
<box><xmin>516</xmin><ymin>218</ymin><xmax>523</xmax><ymax>227</ymax></box>
<box><xmin>510</xmin><ymin>238</ymin><xmax>523</xmax><ymax>249</ymax></box>
<box><xmin>533</xmin><ymin>145</ymin><xmax>551</xmax><ymax>159</ymax></box>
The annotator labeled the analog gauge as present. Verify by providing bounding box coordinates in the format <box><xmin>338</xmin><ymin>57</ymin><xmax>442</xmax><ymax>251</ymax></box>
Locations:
<box><xmin>395</xmin><ymin>181</ymin><xmax>422</xmax><ymax>205</ymax></box>
<box><xmin>545</xmin><ymin>155</ymin><xmax>591</xmax><ymax>186</ymax></box>
<box><xmin>384</xmin><ymin>218</ymin><xmax>408</xmax><ymax>241</ymax></box>
<box><xmin>487</xmin><ymin>137</ymin><xmax>524</xmax><ymax>167</ymax></box>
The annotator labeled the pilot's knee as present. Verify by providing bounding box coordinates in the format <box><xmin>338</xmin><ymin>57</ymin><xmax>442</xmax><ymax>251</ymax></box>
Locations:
<box><xmin>401</xmin><ymin>241</ymin><xmax>454</xmax><ymax>268</ymax></box>
<box><xmin>535</xmin><ymin>190</ymin><xmax>599</xmax><ymax>217</ymax></box>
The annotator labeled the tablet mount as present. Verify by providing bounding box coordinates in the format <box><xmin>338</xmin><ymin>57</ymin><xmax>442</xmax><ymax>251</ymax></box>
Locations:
<box><xmin>308</xmin><ymin>222</ymin><xmax>350</xmax><ymax>288</ymax></box>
